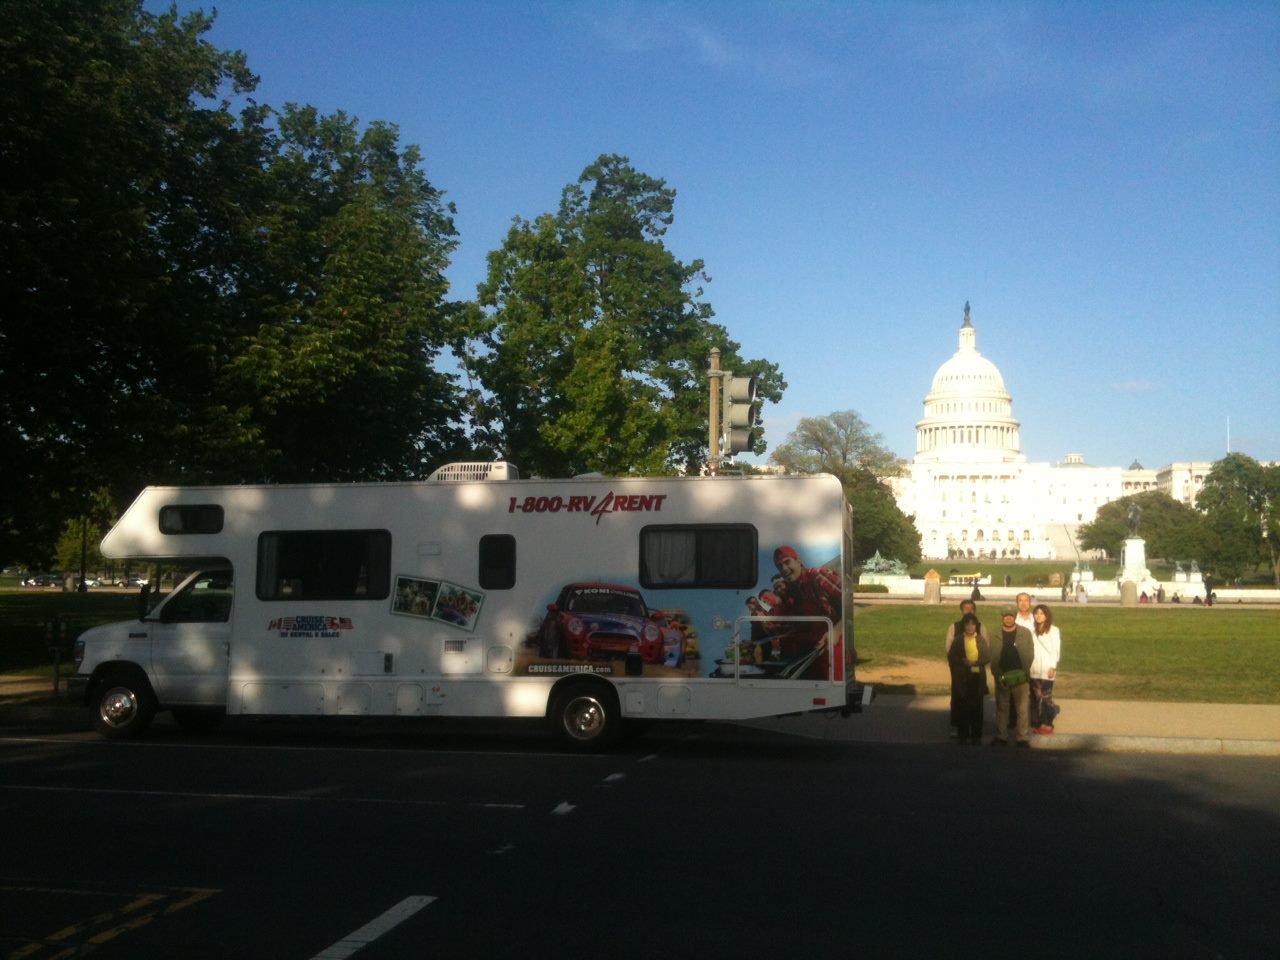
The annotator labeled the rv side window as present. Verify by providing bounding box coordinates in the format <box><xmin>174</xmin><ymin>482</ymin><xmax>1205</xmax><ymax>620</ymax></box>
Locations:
<box><xmin>639</xmin><ymin>525</ymin><xmax>757</xmax><ymax>589</ymax></box>
<box><xmin>478</xmin><ymin>534</ymin><xmax>516</xmax><ymax>590</ymax></box>
<box><xmin>160</xmin><ymin>505</ymin><xmax>224</xmax><ymax>534</ymax></box>
<box><xmin>256</xmin><ymin>530</ymin><xmax>391</xmax><ymax>601</ymax></box>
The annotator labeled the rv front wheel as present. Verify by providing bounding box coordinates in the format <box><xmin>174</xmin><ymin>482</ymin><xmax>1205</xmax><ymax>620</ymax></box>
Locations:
<box><xmin>551</xmin><ymin>683</ymin><xmax>618</xmax><ymax>750</ymax></box>
<box><xmin>92</xmin><ymin>671</ymin><xmax>156</xmax><ymax>740</ymax></box>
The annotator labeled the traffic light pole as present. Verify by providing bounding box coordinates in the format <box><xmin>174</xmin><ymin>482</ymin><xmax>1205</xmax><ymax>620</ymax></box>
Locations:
<box><xmin>708</xmin><ymin>348</ymin><xmax>722</xmax><ymax>476</ymax></box>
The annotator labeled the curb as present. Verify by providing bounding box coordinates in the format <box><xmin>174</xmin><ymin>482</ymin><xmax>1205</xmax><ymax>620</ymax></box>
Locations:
<box><xmin>1028</xmin><ymin>734</ymin><xmax>1280</xmax><ymax>756</ymax></box>
<box><xmin>5</xmin><ymin>685</ymin><xmax>1280</xmax><ymax>756</ymax></box>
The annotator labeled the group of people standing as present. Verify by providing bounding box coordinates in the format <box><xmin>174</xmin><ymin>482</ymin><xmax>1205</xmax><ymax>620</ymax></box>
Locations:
<box><xmin>946</xmin><ymin>591</ymin><xmax>1062</xmax><ymax>746</ymax></box>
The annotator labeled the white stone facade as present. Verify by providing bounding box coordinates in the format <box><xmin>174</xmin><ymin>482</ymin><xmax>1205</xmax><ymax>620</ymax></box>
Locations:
<box><xmin>891</xmin><ymin>305</ymin><xmax>1214</xmax><ymax>561</ymax></box>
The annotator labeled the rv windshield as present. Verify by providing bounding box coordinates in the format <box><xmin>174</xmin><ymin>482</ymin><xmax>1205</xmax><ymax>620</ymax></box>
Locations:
<box><xmin>150</xmin><ymin>569</ymin><xmax>234</xmax><ymax>624</ymax></box>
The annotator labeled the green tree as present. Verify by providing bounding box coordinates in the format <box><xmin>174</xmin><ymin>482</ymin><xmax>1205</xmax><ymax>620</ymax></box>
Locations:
<box><xmin>55</xmin><ymin>518</ymin><xmax>104</xmax><ymax>581</ymax></box>
<box><xmin>465</xmin><ymin>154</ymin><xmax>784</xmax><ymax>477</ymax></box>
<box><xmin>769</xmin><ymin>411</ymin><xmax>920</xmax><ymax>564</ymax></box>
<box><xmin>1076</xmin><ymin>491</ymin><xmax>1208</xmax><ymax>562</ymax></box>
<box><xmin>1196</xmin><ymin>453</ymin><xmax>1280</xmax><ymax>584</ymax></box>
<box><xmin>219</xmin><ymin>107</ymin><xmax>466</xmax><ymax>482</ymax></box>
<box><xmin>1</xmin><ymin>2</ymin><xmax>466</xmax><ymax>563</ymax></box>
<box><xmin>0</xmin><ymin>0</ymin><xmax>261</xmax><ymax>562</ymax></box>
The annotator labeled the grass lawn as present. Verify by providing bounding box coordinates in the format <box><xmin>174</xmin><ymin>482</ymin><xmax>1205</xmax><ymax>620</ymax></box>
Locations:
<box><xmin>0</xmin><ymin>590</ymin><xmax>138</xmax><ymax>673</ymax></box>
<box><xmin>852</xmin><ymin>602</ymin><xmax>1280</xmax><ymax>703</ymax></box>
<box><xmin>4</xmin><ymin>590</ymin><xmax>1276</xmax><ymax>705</ymax></box>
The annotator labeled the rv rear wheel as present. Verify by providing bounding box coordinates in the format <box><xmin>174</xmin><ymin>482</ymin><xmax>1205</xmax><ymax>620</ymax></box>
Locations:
<box><xmin>92</xmin><ymin>671</ymin><xmax>156</xmax><ymax>740</ymax></box>
<box><xmin>551</xmin><ymin>683</ymin><xmax>619</xmax><ymax>750</ymax></box>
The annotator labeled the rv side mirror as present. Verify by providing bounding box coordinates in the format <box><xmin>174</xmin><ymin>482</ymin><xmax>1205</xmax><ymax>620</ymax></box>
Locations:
<box><xmin>137</xmin><ymin>583</ymin><xmax>152</xmax><ymax>620</ymax></box>
<box><xmin>546</xmin><ymin>603</ymin><xmax>559</xmax><ymax>614</ymax></box>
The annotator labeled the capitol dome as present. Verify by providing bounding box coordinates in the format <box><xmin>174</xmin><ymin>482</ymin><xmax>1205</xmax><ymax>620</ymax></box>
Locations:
<box><xmin>915</xmin><ymin>303</ymin><xmax>1021</xmax><ymax>462</ymax></box>
<box><xmin>928</xmin><ymin>347</ymin><xmax>1007</xmax><ymax>396</ymax></box>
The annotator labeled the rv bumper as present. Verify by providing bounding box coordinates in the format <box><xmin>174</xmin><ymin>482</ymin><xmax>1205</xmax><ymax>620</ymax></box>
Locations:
<box><xmin>66</xmin><ymin>674</ymin><xmax>90</xmax><ymax>704</ymax></box>
<box><xmin>841</xmin><ymin>682</ymin><xmax>873</xmax><ymax>716</ymax></box>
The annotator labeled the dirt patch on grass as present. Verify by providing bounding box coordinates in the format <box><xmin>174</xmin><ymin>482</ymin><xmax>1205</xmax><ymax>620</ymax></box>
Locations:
<box><xmin>856</xmin><ymin>655</ymin><xmax>952</xmax><ymax>695</ymax></box>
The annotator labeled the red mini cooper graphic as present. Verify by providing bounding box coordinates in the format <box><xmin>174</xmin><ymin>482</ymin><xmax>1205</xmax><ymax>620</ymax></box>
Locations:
<box><xmin>534</xmin><ymin>583</ymin><xmax>685</xmax><ymax>667</ymax></box>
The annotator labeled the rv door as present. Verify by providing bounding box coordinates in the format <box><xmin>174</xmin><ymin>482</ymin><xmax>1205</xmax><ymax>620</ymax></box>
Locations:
<box><xmin>147</xmin><ymin>568</ymin><xmax>233</xmax><ymax>706</ymax></box>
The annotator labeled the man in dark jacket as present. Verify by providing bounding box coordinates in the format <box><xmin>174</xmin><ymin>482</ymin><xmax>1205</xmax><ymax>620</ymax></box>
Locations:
<box><xmin>990</xmin><ymin>606</ymin><xmax>1035</xmax><ymax>747</ymax></box>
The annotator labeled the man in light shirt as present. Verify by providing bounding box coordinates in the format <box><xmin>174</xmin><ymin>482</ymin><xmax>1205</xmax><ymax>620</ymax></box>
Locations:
<box><xmin>1014</xmin><ymin>591</ymin><xmax>1035</xmax><ymax>632</ymax></box>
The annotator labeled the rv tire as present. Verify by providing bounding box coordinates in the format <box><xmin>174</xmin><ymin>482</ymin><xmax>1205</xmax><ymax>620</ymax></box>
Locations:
<box><xmin>92</xmin><ymin>669</ymin><xmax>156</xmax><ymax>740</ymax></box>
<box><xmin>550</xmin><ymin>681</ymin><xmax>619</xmax><ymax>751</ymax></box>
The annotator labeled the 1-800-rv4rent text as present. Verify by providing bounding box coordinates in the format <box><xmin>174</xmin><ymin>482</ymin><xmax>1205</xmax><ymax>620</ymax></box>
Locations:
<box><xmin>70</xmin><ymin>467</ymin><xmax>859</xmax><ymax>748</ymax></box>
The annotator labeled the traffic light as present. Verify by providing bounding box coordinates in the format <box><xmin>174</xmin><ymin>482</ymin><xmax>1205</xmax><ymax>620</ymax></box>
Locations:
<box><xmin>721</xmin><ymin>372</ymin><xmax>759</xmax><ymax>454</ymax></box>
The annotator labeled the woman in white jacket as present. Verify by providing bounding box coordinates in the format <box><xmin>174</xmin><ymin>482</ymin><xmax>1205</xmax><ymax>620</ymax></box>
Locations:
<box><xmin>1029</xmin><ymin>604</ymin><xmax>1061</xmax><ymax>733</ymax></box>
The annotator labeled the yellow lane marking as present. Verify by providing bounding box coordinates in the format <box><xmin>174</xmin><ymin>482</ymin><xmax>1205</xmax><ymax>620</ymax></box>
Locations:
<box><xmin>6</xmin><ymin>886</ymin><xmax>222</xmax><ymax>960</ymax></box>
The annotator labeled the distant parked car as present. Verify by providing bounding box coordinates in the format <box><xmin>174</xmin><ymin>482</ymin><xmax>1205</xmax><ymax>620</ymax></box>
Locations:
<box><xmin>23</xmin><ymin>574</ymin><xmax>58</xmax><ymax>587</ymax></box>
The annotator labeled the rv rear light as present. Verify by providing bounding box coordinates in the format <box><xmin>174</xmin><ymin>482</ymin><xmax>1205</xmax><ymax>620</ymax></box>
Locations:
<box><xmin>812</xmin><ymin>697</ymin><xmax>827</xmax><ymax>706</ymax></box>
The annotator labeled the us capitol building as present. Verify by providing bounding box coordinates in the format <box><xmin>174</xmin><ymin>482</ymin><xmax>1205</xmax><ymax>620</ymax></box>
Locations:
<box><xmin>890</xmin><ymin>304</ymin><xmax>1213</xmax><ymax>561</ymax></box>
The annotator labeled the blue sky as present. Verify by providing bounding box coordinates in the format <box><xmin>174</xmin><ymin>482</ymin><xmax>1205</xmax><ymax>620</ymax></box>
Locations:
<box><xmin>170</xmin><ymin>0</ymin><xmax>1279</xmax><ymax>469</ymax></box>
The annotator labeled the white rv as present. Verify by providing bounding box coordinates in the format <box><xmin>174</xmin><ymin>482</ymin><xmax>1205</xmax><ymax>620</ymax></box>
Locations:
<box><xmin>70</xmin><ymin>467</ymin><xmax>858</xmax><ymax>748</ymax></box>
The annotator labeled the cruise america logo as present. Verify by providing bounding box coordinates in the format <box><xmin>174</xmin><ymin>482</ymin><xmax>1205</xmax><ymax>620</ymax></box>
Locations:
<box><xmin>268</xmin><ymin>616</ymin><xmax>354</xmax><ymax>638</ymax></box>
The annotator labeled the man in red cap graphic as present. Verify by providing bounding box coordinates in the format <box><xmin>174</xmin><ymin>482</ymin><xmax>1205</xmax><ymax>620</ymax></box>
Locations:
<box><xmin>771</xmin><ymin>546</ymin><xmax>844</xmax><ymax>680</ymax></box>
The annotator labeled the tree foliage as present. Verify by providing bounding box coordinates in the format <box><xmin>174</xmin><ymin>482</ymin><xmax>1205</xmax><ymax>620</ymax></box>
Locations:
<box><xmin>217</xmin><ymin>107</ymin><xmax>466</xmax><ymax>482</ymax></box>
<box><xmin>464</xmin><ymin>155</ymin><xmax>784</xmax><ymax>477</ymax></box>
<box><xmin>770</xmin><ymin>411</ymin><xmax>920</xmax><ymax>564</ymax></box>
<box><xmin>1076</xmin><ymin>491</ymin><xmax>1208</xmax><ymax>563</ymax></box>
<box><xmin>1196</xmin><ymin>453</ymin><xmax>1280</xmax><ymax>584</ymax></box>
<box><xmin>0</xmin><ymin>1</ymin><xmax>464</xmax><ymax>564</ymax></box>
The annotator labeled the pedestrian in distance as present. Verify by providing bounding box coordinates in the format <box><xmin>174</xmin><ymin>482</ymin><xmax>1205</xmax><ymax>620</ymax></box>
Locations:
<box><xmin>1029</xmin><ymin>603</ymin><xmax>1061</xmax><ymax>734</ymax></box>
<box><xmin>947</xmin><ymin>612</ymin><xmax>990</xmax><ymax>743</ymax></box>
<box><xmin>1009</xmin><ymin>592</ymin><xmax>1035</xmax><ymax>732</ymax></box>
<box><xmin>990</xmin><ymin>606</ymin><xmax>1034</xmax><ymax>747</ymax></box>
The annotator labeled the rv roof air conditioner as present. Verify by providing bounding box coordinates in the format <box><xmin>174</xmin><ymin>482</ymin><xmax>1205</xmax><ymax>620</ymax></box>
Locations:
<box><xmin>428</xmin><ymin>461</ymin><xmax>520</xmax><ymax>482</ymax></box>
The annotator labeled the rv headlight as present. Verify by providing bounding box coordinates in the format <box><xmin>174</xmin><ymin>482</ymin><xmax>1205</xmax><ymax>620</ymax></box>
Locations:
<box><xmin>73</xmin><ymin>640</ymin><xmax>84</xmax><ymax>670</ymax></box>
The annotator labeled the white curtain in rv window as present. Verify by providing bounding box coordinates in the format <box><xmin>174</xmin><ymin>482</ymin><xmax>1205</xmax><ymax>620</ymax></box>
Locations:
<box><xmin>640</xmin><ymin>529</ymin><xmax>697</xmax><ymax>585</ymax></box>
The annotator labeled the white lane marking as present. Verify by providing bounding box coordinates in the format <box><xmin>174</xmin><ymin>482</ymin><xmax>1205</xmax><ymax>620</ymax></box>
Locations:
<box><xmin>311</xmin><ymin>895</ymin><xmax>436</xmax><ymax>959</ymax></box>
<box><xmin>552</xmin><ymin>801</ymin><xmax>576</xmax><ymax>815</ymax></box>
<box><xmin>603</xmin><ymin>772</ymin><xmax>626</xmax><ymax>783</ymax></box>
<box><xmin>0</xmin><ymin>784</ymin><xmax>517</xmax><ymax>809</ymax></box>
<box><xmin>0</xmin><ymin>735</ymin><xmax>589</xmax><ymax>760</ymax></box>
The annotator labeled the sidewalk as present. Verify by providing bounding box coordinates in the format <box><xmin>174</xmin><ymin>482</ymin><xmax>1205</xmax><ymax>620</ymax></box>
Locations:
<box><xmin>0</xmin><ymin>674</ymin><xmax>68</xmax><ymax>703</ymax></box>
<box><xmin>743</xmin><ymin>692</ymin><xmax>1280</xmax><ymax>756</ymax></box>
<box><xmin>5</xmin><ymin>675</ymin><xmax>1279</xmax><ymax>755</ymax></box>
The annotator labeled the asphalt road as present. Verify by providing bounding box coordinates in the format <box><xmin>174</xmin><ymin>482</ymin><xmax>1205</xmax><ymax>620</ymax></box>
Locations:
<box><xmin>1</xmin><ymin>715</ymin><xmax>1277</xmax><ymax>959</ymax></box>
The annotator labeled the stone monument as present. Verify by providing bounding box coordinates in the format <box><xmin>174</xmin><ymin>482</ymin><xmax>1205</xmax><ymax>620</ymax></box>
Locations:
<box><xmin>1119</xmin><ymin>502</ymin><xmax>1149</xmax><ymax>606</ymax></box>
<box><xmin>922</xmin><ymin>568</ymin><xmax>942</xmax><ymax>604</ymax></box>
<box><xmin>859</xmin><ymin>550</ymin><xmax>913</xmax><ymax>592</ymax></box>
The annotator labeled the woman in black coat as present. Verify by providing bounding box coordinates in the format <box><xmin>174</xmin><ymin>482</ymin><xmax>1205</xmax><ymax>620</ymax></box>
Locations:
<box><xmin>947</xmin><ymin>612</ymin><xmax>990</xmax><ymax>743</ymax></box>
